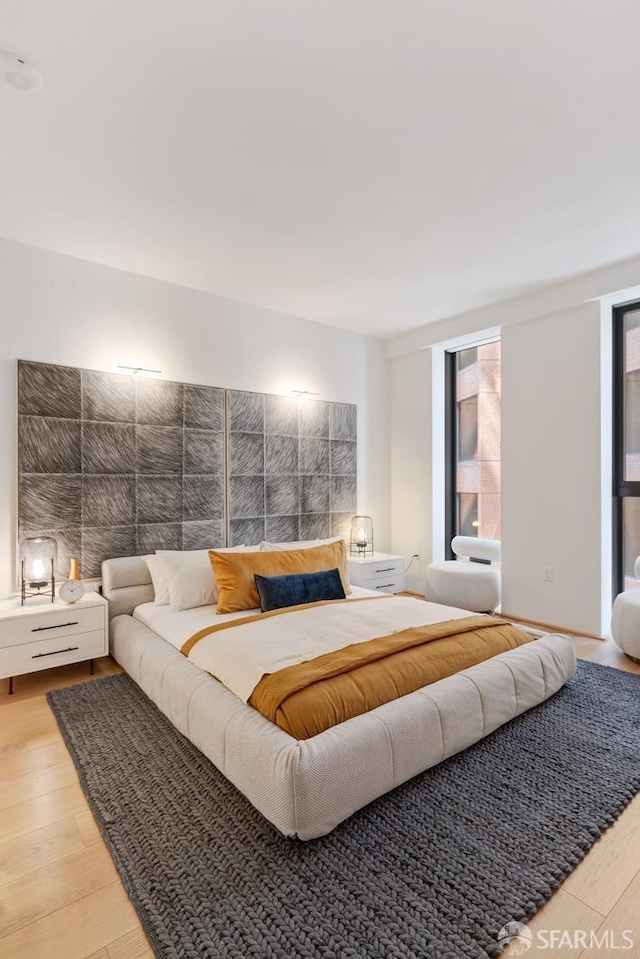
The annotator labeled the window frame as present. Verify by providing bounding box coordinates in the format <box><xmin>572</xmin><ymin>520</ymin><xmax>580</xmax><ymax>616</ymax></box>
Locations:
<box><xmin>612</xmin><ymin>300</ymin><xmax>640</xmax><ymax>595</ymax></box>
<box><xmin>444</xmin><ymin>349</ymin><xmax>457</xmax><ymax>560</ymax></box>
<box><xmin>444</xmin><ymin>338</ymin><xmax>500</xmax><ymax>560</ymax></box>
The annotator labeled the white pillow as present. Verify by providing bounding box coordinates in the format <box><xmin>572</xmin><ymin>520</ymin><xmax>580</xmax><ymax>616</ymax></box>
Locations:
<box><xmin>260</xmin><ymin>536</ymin><xmax>344</xmax><ymax>551</ymax></box>
<box><xmin>147</xmin><ymin>554</ymin><xmax>171</xmax><ymax>606</ymax></box>
<box><xmin>158</xmin><ymin>546</ymin><xmax>258</xmax><ymax>611</ymax></box>
<box><xmin>169</xmin><ymin>563</ymin><xmax>217</xmax><ymax>611</ymax></box>
<box><xmin>154</xmin><ymin>549</ymin><xmax>209</xmax><ymax>607</ymax></box>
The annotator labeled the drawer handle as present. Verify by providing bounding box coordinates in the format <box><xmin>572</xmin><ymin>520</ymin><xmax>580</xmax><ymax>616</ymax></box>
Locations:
<box><xmin>375</xmin><ymin>583</ymin><xmax>395</xmax><ymax>589</ymax></box>
<box><xmin>32</xmin><ymin>646</ymin><xmax>79</xmax><ymax>659</ymax></box>
<box><xmin>375</xmin><ymin>567</ymin><xmax>395</xmax><ymax>573</ymax></box>
<box><xmin>31</xmin><ymin>621</ymin><xmax>79</xmax><ymax>633</ymax></box>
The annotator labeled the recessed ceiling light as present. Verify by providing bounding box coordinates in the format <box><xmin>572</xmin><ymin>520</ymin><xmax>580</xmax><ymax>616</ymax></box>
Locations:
<box><xmin>0</xmin><ymin>51</ymin><xmax>43</xmax><ymax>93</ymax></box>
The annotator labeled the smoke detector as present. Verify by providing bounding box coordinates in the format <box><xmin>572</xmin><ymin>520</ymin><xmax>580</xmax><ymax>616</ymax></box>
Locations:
<box><xmin>0</xmin><ymin>52</ymin><xmax>43</xmax><ymax>93</ymax></box>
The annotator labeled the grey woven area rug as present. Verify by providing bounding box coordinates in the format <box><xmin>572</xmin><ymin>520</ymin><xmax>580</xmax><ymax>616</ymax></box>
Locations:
<box><xmin>48</xmin><ymin>661</ymin><xmax>640</xmax><ymax>959</ymax></box>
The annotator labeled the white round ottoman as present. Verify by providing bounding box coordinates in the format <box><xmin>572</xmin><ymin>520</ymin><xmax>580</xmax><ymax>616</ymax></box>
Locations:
<box><xmin>425</xmin><ymin>560</ymin><xmax>500</xmax><ymax>612</ymax></box>
<box><xmin>611</xmin><ymin>592</ymin><xmax>640</xmax><ymax>662</ymax></box>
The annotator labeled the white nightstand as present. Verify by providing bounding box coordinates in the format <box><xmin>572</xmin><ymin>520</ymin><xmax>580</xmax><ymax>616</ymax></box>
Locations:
<box><xmin>0</xmin><ymin>590</ymin><xmax>109</xmax><ymax>694</ymax></box>
<box><xmin>349</xmin><ymin>552</ymin><xmax>406</xmax><ymax>594</ymax></box>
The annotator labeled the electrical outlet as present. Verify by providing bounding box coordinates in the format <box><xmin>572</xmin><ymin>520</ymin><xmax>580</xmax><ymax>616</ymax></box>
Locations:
<box><xmin>543</xmin><ymin>566</ymin><xmax>554</xmax><ymax>583</ymax></box>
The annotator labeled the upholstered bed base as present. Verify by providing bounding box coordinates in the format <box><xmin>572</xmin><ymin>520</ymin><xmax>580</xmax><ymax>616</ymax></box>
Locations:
<box><xmin>103</xmin><ymin>557</ymin><xmax>577</xmax><ymax>840</ymax></box>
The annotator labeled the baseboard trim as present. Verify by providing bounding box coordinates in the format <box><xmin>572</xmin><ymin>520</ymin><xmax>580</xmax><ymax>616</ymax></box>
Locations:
<box><xmin>499</xmin><ymin>611</ymin><xmax>606</xmax><ymax>642</ymax></box>
<box><xmin>397</xmin><ymin>593</ymin><xmax>606</xmax><ymax>641</ymax></box>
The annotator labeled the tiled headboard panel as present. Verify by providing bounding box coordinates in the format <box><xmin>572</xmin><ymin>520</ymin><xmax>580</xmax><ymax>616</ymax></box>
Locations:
<box><xmin>227</xmin><ymin>390</ymin><xmax>357</xmax><ymax>546</ymax></box>
<box><xmin>17</xmin><ymin>361</ymin><xmax>357</xmax><ymax>578</ymax></box>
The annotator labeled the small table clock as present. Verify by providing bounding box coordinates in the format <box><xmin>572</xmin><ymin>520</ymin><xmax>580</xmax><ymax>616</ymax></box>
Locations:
<box><xmin>59</xmin><ymin>557</ymin><xmax>86</xmax><ymax>605</ymax></box>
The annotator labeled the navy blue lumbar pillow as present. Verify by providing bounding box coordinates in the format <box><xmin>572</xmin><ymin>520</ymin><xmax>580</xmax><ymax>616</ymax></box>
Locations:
<box><xmin>254</xmin><ymin>568</ymin><xmax>346</xmax><ymax>613</ymax></box>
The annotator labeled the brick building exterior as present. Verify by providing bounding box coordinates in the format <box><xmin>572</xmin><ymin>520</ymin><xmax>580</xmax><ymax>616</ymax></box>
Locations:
<box><xmin>455</xmin><ymin>340</ymin><xmax>501</xmax><ymax>541</ymax></box>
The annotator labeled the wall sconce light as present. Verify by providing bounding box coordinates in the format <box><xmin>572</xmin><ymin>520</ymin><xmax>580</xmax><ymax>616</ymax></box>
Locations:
<box><xmin>20</xmin><ymin>536</ymin><xmax>57</xmax><ymax>605</ymax></box>
<box><xmin>350</xmin><ymin>515</ymin><xmax>374</xmax><ymax>556</ymax></box>
<box><xmin>116</xmin><ymin>365</ymin><xmax>162</xmax><ymax>376</ymax></box>
<box><xmin>291</xmin><ymin>389</ymin><xmax>320</xmax><ymax>398</ymax></box>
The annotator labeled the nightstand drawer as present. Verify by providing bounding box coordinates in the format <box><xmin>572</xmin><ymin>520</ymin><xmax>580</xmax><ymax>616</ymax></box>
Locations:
<box><xmin>353</xmin><ymin>559</ymin><xmax>404</xmax><ymax>584</ymax></box>
<box><xmin>0</xmin><ymin>605</ymin><xmax>105</xmax><ymax>650</ymax></box>
<box><xmin>366</xmin><ymin>575</ymin><xmax>405</xmax><ymax>594</ymax></box>
<box><xmin>0</xmin><ymin>629</ymin><xmax>107</xmax><ymax>679</ymax></box>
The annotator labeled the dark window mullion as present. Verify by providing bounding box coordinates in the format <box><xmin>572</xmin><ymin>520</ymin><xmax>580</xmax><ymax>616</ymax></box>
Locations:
<box><xmin>613</xmin><ymin>300</ymin><xmax>640</xmax><ymax>597</ymax></box>
<box><xmin>444</xmin><ymin>350</ymin><xmax>456</xmax><ymax>560</ymax></box>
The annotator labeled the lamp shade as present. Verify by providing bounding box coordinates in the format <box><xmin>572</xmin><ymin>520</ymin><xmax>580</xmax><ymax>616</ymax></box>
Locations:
<box><xmin>20</xmin><ymin>536</ymin><xmax>57</xmax><ymax>584</ymax></box>
<box><xmin>350</xmin><ymin>515</ymin><xmax>373</xmax><ymax>555</ymax></box>
<box><xmin>20</xmin><ymin>536</ymin><xmax>57</xmax><ymax>604</ymax></box>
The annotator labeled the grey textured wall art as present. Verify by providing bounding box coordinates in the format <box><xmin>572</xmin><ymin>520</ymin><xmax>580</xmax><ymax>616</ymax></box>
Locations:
<box><xmin>18</xmin><ymin>361</ymin><xmax>225</xmax><ymax>578</ymax></box>
<box><xmin>17</xmin><ymin>361</ymin><xmax>357</xmax><ymax>578</ymax></box>
<box><xmin>228</xmin><ymin>390</ymin><xmax>357</xmax><ymax>546</ymax></box>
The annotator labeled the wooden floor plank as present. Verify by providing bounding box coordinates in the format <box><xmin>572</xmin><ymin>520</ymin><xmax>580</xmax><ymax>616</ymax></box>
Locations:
<box><xmin>0</xmin><ymin>817</ymin><xmax>86</xmax><ymax>886</ymax></box>
<box><xmin>505</xmin><ymin>889</ymin><xmax>604</xmax><ymax>957</ymax></box>
<box><xmin>0</xmin><ymin>657</ymin><xmax>122</xmax><ymax>705</ymax></box>
<box><xmin>578</xmin><ymin>870</ymin><xmax>640</xmax><ymax>958</ymax></box>
<box><xmin>0</xmin><ymin>714</ymin><xmax>62</xmax><ymax>754</ymax></box>
<box><xmin>0</xmin><ymin>740</ymin><xmax>70</xmax><ymax>782</ymax></box>
<box><xmin>74</xmin><ymin>811</ymin><xmax>104</xmax><ymax>848</ymax></box>
<box><xmin>0</xmin><ymin>696</ymin><xmax>57</xmax><ymax>719</ymax></box>
<box><xmin>0</xmin><ymin>782</ymin><xmax>89</xmax><ymax>844</ymax></box>
<box><xmin>107</xmin><ymin>928</ymin><xmax>155</xmax><ymax>959</ymax></box>
<box><xmin>562</xmin><ymin>794</ymin><xmax>640</xmax><ymax>916</ymax></box>
<box><xmin>0</xmin><ymin>843</ymin><xmax>118</xmax><ymax>939</ymax></box>
<box><xmin>0</xmin><ymin>757</ymin><xmax>78</xmax><ymax>812</ymax></box>
<box><xmin>0</xmin><ymin>880</ymin><xmax>140</xmax><ymax>959</ymax></box>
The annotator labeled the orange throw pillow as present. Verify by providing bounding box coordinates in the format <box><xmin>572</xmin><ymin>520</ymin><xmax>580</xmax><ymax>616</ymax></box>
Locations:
<box><xmin>210</xmin><ymin>540</ymin><xmax>351</xmax><ymax>614</ymax></box>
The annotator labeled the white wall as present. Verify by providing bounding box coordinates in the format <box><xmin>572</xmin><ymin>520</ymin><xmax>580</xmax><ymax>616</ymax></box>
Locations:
<box><xmin>501</xmin><ymin>301</ymin><xmax>611</xmax><ymax>635</ymax></box>
<box><xmin>390</xmin><ymin>300</ymin><xmax>613</xmax><ymax>635</ymax></box>
<box><xmin>0</xmin><ymin>238</ymin><xmax>390</xmax><ymax>597</ymax></box>
<box><xmin>390</xmin><ymin>349</ymin><xmax>432</xmax><ymax>592</ymax></box>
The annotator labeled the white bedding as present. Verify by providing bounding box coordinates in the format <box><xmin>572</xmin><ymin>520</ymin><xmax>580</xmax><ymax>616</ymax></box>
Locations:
<box><xmin>190</xmin><ymin>595</ymin><xmax>477</xmax><ymax>703</ymax></box>
<box><xmin>134</xmin><ymin>591</ymin><xmax>477</xmax><ymax>703</ymax></box>
<box><xmin>134</xmin><ymin>601</ymin><xmax>257</xmax><ymax>649</ymax></box>
<box><xmin>133</xmin><ymin>585</ymin><xmax>392</xmax><ymax>650</ymax></box>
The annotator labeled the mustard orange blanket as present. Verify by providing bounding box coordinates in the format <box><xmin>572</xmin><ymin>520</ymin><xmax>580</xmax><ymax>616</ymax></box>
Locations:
<box><xmin>182</xmin><ymin>598</ymin><xmax>532</xmax><ymax>739</ymax></box>
<box><xmin>249</xmin><ymin>615</ymin><xmax>531</xmax><ymax>738</ymax></box>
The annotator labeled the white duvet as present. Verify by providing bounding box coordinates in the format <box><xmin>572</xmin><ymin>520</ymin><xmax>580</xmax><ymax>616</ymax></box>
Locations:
<box><xmin>133</xmin><ymin>585</ymin><xmax>381</xmax><ymax>650</ymax></box>
<box><xmin>135</xmin><ymin>592</ymin><xmax>475</xmax><ymax>704</ymax></box>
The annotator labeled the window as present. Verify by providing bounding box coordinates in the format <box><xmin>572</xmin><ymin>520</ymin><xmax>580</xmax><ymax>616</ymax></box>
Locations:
<box><xmin>445</xmin><ymin>341</ymin><xmax>501</xmax><ymax>558</ymax></box>
<box><xmin>457</xmin><ymin>346</ymin><xmax>478</xmax><ymax>371</ymax></box>
<box><xmin>458</xmin><ymin>492</ymin><xmax>479</xmax><ymax>537</ymax></box>
<box><xmin>613</xmin><ymin>304</ymin><xmax>640</xmax><ymax>592</ymax></box>
<box><xmin>458</xmin><ymin>397</ymin><xmax>478</xmax><ymax>461</ymax></box>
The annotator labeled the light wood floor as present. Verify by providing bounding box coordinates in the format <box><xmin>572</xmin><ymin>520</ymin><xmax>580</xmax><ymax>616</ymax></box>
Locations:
<box><xmin>1</xmin><ymin>641</ymin><xmax>639</xmax><ymax>959</ymax></box>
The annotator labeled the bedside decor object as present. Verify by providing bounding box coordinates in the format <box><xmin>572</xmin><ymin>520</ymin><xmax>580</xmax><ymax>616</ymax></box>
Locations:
<box><xmin>350</xmin><ymin>515</ymin><xmax>373</xmax><ymax>556</ymax></box>
<box><xmin>20</xmin><ymin>536</ymin><xmax>57</xmax><ymax>605</ymax></box>
<box><xmin>60</xmin><ymin>557</ymin><xmax>86</xmax><ymax>605</ymax></box>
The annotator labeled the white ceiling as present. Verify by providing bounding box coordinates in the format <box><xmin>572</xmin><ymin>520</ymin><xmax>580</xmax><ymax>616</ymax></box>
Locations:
<box><xmin>2</xmin><ymin>1</ymin><xmax>640</xmax><ymax>339</ymax></box>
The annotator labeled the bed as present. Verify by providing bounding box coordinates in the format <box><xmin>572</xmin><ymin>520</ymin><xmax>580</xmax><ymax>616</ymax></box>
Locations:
<box><xmin>103</xmin><ymin>553</ymin><xmax>576</xmax><ymax>840</ymax></box>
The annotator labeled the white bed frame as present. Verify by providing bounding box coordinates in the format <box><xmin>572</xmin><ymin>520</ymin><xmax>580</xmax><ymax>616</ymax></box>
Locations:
<box><xmin>102</xmin><ymin>555</ymin><xmax>577</xmax><ymax>840</ymax></box>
